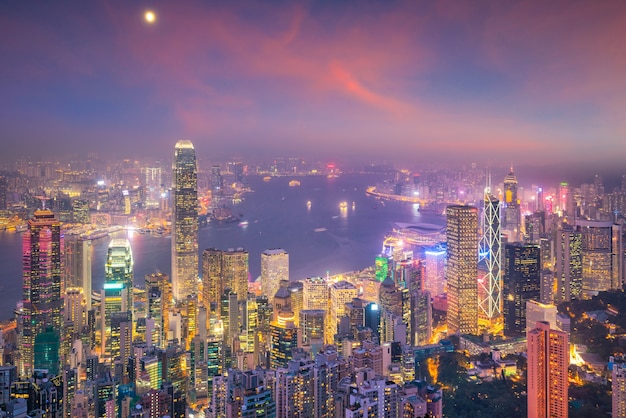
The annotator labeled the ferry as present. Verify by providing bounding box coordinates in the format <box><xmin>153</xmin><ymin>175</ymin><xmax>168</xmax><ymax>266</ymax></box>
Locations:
<box><xmin>289</xmin><ymin>180</ymin><xmax>301</xmax><ymax>187</ymax></box>
<box><xmin>263</xmin><ymin>176</ymin><xmax>272</xmax><ymax>182</ymax></box>
<box><xmin>307</xmin><ymin>200</ymin><xmax>312</xmax><ymax>209</ymax></box>
<box><xmin>339</xmin><ymin>201</ymin><xmax>348</xmax><ymax>209</ymax></box>
<box><xmin>239</xmin><ymin>221</ymin><xmax>249</xmax><ymax>227</ymax></box>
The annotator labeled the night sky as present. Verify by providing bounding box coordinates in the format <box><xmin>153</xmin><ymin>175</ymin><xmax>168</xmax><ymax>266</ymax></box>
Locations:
<box><xmin>2</xmin><ymin>1</ymin><xmax>626</xmax><ymax>166</ymax></box>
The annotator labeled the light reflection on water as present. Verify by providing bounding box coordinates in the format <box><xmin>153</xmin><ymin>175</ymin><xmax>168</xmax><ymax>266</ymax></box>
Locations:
<box><xmin>0</xmin><ymin>174</ymin><xmax>444</xmax><ymax>319</ymax></box>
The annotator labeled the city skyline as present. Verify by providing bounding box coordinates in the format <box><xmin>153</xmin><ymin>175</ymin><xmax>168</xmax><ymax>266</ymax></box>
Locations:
<box><xmin>2</xmin><ymin>1</ymin><xmax>626</xmax><ymax>167</ymax></box>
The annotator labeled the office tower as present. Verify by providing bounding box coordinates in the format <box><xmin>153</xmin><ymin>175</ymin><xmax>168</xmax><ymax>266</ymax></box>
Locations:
<box><xmin>527</xmin><ymin>321</ymin><xmax>568</xmax><ymax>418</ymax></box>
<box><xmin>105</xmin><ymin>239</ymin><xmax>134</xmax><ymax>317</ymax></box>
<box><xmin>303</xmin><ymin>277</ymin><xmax>329</xmax><ymax>311</ymax></box>
<box><xmin>228</xmin><ymin>161</ymin><xmax>245</xmax><ymax>183</ymax></box>
<box><xmin>577</xmin><ymin>220</ymin><xmax>617</xmax><ymax>296</ymax></box>
<box><xmin>34</xmin><ymin>328</ymin><xmax>60</xmax><ymax>375</ymax></box>
<box><xmin>328</xmin><ymin>281</ymin><xmax>358</xmax><ymax>343</ymax></box>
<box><xmin>288</xmin><ymin>281</ymin><xmax>303</xmax><ymax>325</ymax></box>
<box><xmin>502</xmin><ymin>168</ymin><xmax>520</xmax><ymax>239</ymax></box>
<box><xmin>210</xmin><ymin>165</ymin><xmax>223</xmax><ymax>198</ymax></box>
<box><xmin>109</xmin><ymin>312</ymin><xmax>132</xmax><ymax>376</ymax></box>
<box><xmin>64</xmin><ymin>288</ymin><xmax>87</xmax><ymax>333</ymax></box>
<box><xmin>145</xmin><ymin>272</ymin><xmax>172</xmax><ymax>349</ymax></box>
<box><xmin>270</xmin><ymin>311</ymin><xmax>298</xmax><ymax>369</ymax></box>
<box><xmin>525</xmin><ymin>211</ymin><xmax>546</xmax><ymax>244</ymax></box>
<box><xmin>613</xmin><ymin>224</ymin><xmax>625</xmax><ymax>289</ymax></box>
<box><xmin>299</xmin><ymin>310</ymin><xmax>325</xmax><ymax>348</ymax></box>
<box><xmin>446</xmin><ymin>205</ymin><xmax>478</xmax><ymax>335</ymax></box>
<box><xmin>144</xmin><ymin>166</ymin><xmax>162</xmax><ymax>209</ymax></box>
<box><xmin>410</xmin><ymin>290</ymin><xmax>432</xmax><ymax>346</ymax></box>
<box><xmin>555</xmin><ymin>224</ymin><xmax>582</xmax><ymax>302</ymax></box>
<box><xmin>611</xmin><ymin>356</ymin><xmax>626</xmax><ymax>417</ymax></box>
<box><xmin>478</xmin><ymin>189</ymin><xmax>502</xmax><ymax>322</ymax></box>
<box><xmin>424</xmin><ymin>247</ymin><xmax>445</xmax><ymax>296</ymax></box>
<box><xmin>71</xmin><ymin>199</ymin><xmax>90</xmax><ymax>224</ymax></box>
<box><xmin>202</xmin><ymin>248</ymin><xmax>249</xmax><ymax>311</ymax></box>
<box><xmin>63</xmin><ymin>238</ymin><xmax>92</xmax><ymax>309</ymax></box>
<box><xmin>559</xmin><ymin>182</ymin><xmax>571</xmax><ymax>216</ymax></box>
<box><xmin>20</xmin><ymin>209</ymin><xmax>64</xmax><ymax>376</ymax></box>
<box><xmin>261</xmin><ymin>249</ymin><xmax>289</xmax><ymax>302</ymax></box>
<box><xmin>172</xmin><ymin>139</ymin><xmax>198</xmax><ymax>301</ymax></box>
<box><xmin>503</xmin><ymin>243</ymin><xmax>541</xmax><ymax>337</ymax></box>
<box><xmin>379</xmin><ymin>278</ymin><xmax>411</xmax><ymax>344</ymax></box>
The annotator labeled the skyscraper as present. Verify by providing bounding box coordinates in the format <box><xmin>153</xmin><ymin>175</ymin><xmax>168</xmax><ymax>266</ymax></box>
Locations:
<box><xmin>202</xmin><ymin>248</ymin><xmax>249</xmax><ymax>310</ymax></box>
<box><xmin>20</xmin><ymin>209</ymin><xmax>64</xmax><ymax>376</ymax></box>
<box><xmin>555</xmin><ymin>224</ymin><xmax>582</xmax><ymax>302</ymax></box>
<box><xmin>260</xmin><ymin>249</ymin><xmax>289</xmax><ymax>301</ymax></box>
<box><xmin>478</xmin><ymin>188</ymin><xmax>502</xmax><ymax>323</ymax></box>
<box><xmin>103</xmin><ymin>239</ymin><xmax>133</xmax><ymax>358</ymax></box>
<box><xmin>63</xmin><ymin>237</ymin><xmax>92</xmax><ymax>310</ymax></box>
<box><xmin>527</xmin><ymin>321</ymin><xmax>568</xmax><ymax>418</ymax></box>
<box><xmin>144</xmin><ymin>166</ymin><xmax>162</xmax><ymax>209</ymax></box>
<box><xmin>446</xmin><ymin>205</ymin><xmax>478</xmax><ymax>335</ymax></box>
<box><xmin>424</xmin><ymin>247</ymin><xmax>445</xmax><ymax>297</ymax></box>
<box><xmin>611</xmin><ymin>356</ymin><xmax>626</xmax><ymax>417</ymax></box>
<box><xmin>172</xmin><ymin>140</ymin><xmax>198</xmax><ymax>301</ymax></box>
<box><xmin>503</xmin><ymin>243</ymin><xmax>541</xmax><ymax>337</ymax></box>
<box><xmin>502</xmin><ymin>167</ymin><xmax>520</xmax><ymax>239</ymax></box>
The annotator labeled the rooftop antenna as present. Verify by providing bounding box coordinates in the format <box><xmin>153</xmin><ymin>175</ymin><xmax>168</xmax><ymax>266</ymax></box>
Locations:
<box><xmin>35</xmin><ymin>195</ymin><xmax>51</xmax><ymax>210</ymax></box>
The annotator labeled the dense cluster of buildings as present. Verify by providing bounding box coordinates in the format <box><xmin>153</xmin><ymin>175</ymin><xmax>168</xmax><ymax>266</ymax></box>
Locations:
<box><xmin>3</xmin><ymin>147</ymin><xmax>626</xmax><ymax>417</ymax></box>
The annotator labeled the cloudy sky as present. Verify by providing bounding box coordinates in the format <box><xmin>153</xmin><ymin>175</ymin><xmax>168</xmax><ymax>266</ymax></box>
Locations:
<box><xmin>2</xmin><ymin>0</ymin><xmax>626</xmax><ymax>167</ymax></box>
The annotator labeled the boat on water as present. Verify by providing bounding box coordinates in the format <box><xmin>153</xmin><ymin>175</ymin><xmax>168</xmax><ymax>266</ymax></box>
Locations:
<box><xmin>306</xmin><ymin>200</ymin><xmax>312</xmax><ymax>209</ymax></box>
<box><xmin>239</xmin><ymin>221</ymin><xmax>249</xmax><ymax>227</ymax></box>
<box><xmin>289</xmin><ymin>180</ymin><xmax>301</xmax><ymax>187</ymax></box>
<box><xmin>263</xmin><ymin>176</ymin><xmax>272</xmax><ymax>182</ymax></box>
<box><xmin>339</xmin><ymin>201</ymin><xmax>348</xmax><ymax>209</ymax></box>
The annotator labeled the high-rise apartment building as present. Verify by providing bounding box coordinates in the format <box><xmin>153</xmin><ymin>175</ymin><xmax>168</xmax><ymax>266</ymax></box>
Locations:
<box><xmin>172</xmin><ymin>140</ymin><xmax>198</xmax><ymax>301</ymax></box>
<box><xmin>611</xmin><ymin>356</ymin><xmax>626</xmax><ymax>417</ymax></box>
<box><xmin>527</xmin><ymin>321</ymin><xmax>568</xmax><ymax>418</ymax></box>
<box><xmin>503</xmin><ymin>243</ymin><xmax>541</xmax><ymax>337</ymax></box>
<box><xmin>446</xmin><ymin>205</ymin><xmax>478</xmax><ymax>335</ymax></box>
<box><xmin>20</xmin><ymin>209</ymin><xmax>64</xmax><ymax>376</ymax></box>
<box><xmin>577</xmin><ymin>220</ymin><xmax>620</xmax><ymax>296</ymax></box>
<box><xmin>260</xmin><ymin>249</ymin><xmax>289</xmax><ymax>301</ymax></box>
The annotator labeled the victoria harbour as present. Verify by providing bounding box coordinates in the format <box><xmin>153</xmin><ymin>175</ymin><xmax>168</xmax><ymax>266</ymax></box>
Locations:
<box><xmin>0</xmin><ymin>173</ymin><xmax>444</xmax><ymax>320</ymax></box>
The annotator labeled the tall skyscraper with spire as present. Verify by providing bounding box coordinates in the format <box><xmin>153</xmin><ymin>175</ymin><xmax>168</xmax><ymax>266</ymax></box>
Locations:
<box><xmin>503</xmin><ymin>167</ymin><xmax>520</xmax><ymax>240</ymax></box>
<box><xmin>20</xmin><ymin>209</ymin><xmax>64</xmax><ymax>376</ymax></box>
<box><xmin>172</xmin><ymin>140</ymin><xmax>198</xmax><ymax>301</ymax></box>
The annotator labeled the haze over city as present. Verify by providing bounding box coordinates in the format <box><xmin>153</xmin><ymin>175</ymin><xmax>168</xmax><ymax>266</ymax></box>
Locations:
<box><xmin>2</xmin><ymin>1</ymin><xmax>626</xmax><ymax>168</ymax></box>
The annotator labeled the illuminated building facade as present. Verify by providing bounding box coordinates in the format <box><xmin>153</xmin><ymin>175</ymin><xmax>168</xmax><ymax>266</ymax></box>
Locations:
<box><xmin>555</xmin><ymin>224</ymin><xmax>582</xmax><ymax>302</ymax></box>
<box><xmin>172</xmin><ymin>140</ymin><xmax>198</xmax><ymax>301</ymax></box>
<box><xmin>328</xmin><ymin>281</ymin><xmax>358</xmax><ymax>343</ymax></box>
<box><xmin>145</xmin><ymin>272</ymin><xmax>172</xmax><ymax>349</ymax></box>
<box><xmin>424</xmin><ymin>248</ymin><xmax>445</xmax><ymax>297</ymax></box>
<box><xmin>144</xmin><ymin>166</ymin><xmax>162</xmax><ymax>209</ymax></box>
<box><xmin>478</xmin><ymin>190</ymin><xmax>502</xmax><ymax>322</ymax></box>
<box><xmin>410</xmin><ymin>290</ymin><xmax>431</xmax><ymax>346</ymax></box>
<box><xmin>270</xmin><ymin>311</ymin><xmax>298</xmax><ymax>369</ymax></box>
<box><xmin>503</xmin><ymin>243</ymin><xmax>540</xmax><ymax>337</ymax></box>
<box><xmin>103</xmin><ymin>239</ymin><xmax>133</xmax><ymax>358</ymax></box>
<box><xmin>527</xmin><ymin>321</ymin><xmax>568</xmax><ymax>418</ymax></box>
<box><xmin>502</xmin><ymin>168</ymin><xmax>520</xmax><ymax>239</ymax></box>
<box><xmin>302</xmin><ymin>277</ymin><xmax>328</xmax><ymax>311</ymax></box>
<box><xmin>611</xmin><ymin>356</ymin><xmax>626</xmax><ymax>418</ymax></box>
<box><xmin>202</xmin><ymin>247</ymin><xmax>249</xmax><ymax>311</ymax></box>
<box><xmin>577</xmin><ymin>220</ymin><xmax>621</xmax><ymax>297</ymax></box>
<box><xmin>63</xmin><ymin>238</ymin><xmax>92</xmax><ymax>309</ymax></box>
<box><xmin>299</xmin><ymin>309</ymin><xmax>325</xmax><ymax>348</ymax></box>
<box><xmin>260</xmin><ymin>249</ymin><xmax>289</xmax><ymax>301</ymax></box>
<box><xmin>20</xmin><ymin>209</ymin><xmax>64</xmax><ymax>376</ymax></box>
<box><xmin>446</xmin><ymin>205</ymin><xmax>478</xmax><ymax>335</ymax></box>
<box><xmin>105</xmin><ymin>239</ymin><xmax>134</xmax><ymax>317</ymax></box>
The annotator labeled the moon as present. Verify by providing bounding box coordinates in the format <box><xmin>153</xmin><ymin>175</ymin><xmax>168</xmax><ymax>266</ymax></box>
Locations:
<box><xmin>145</xmin><ymin>11</ymin><xmax>156</xmax><ymax>23</ymax></box>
